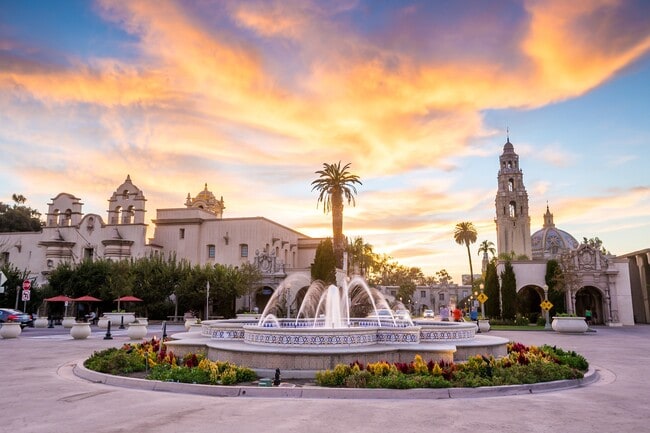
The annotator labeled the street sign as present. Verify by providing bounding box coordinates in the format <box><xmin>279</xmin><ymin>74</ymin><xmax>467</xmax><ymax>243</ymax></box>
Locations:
<box><xmin>22</xmin><ymin>290</ymin><xmax>31</xmax><ymax>301</ymax></box>
<box><xmin>477</xmin><ymin>293</ymin><xmax>488</xmax><ymax>304</ymax></box>
<box><xmin>540</xmin><ymin>300</ymin><xmax>553</xmax><ymax>311</ymax></box>
<box><xmin>22</xmin><ymin>279</ymin><xmax>31</xmax><ymax>290</ymax></box>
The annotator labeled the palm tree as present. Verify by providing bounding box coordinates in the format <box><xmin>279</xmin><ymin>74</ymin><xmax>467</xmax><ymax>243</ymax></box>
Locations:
<box><xmin>477</xmin><ymin>240</ymin><xmax>496</xmax><ymax>274</ymax></box>
<box><xmin>311</xmin><ymin>162</ymin><xmax>362</xmax><ymax>268</ymax></box>
<box><xmin>454</xmin><ymin>222</ymin><xmax>478</xmax><ymax>290</ymax></box>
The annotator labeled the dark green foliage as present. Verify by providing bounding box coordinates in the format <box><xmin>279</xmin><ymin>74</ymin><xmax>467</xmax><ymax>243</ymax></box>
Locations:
<box><xmin>484</xmin><ymin>262</ymin><xmax>500</xmax><ymax>318</ymax></box>
<box><xmin>0</xmin><ymin>198</ymin><xmax>42</xmax><ymax>232</ymax></box>
<box><xmin>311</xmin><ymin>238</ymin><xmax>337</xmax><ymax>284</ymax></box>
<box><xmin>545</xmin><ymin>259</ymin><xmax>566</xmax><ymax>314</ymax></box>
<box><xmin>500</xmin><ymin>261</ymin><xmax>517</xmax><ymax>320</ymax></box>
<box><xmin>147</xmin><ymin>364</ymin><xmax>211</xmax><ymax>384</ymax></box>
<box><xmin>84</xmin><ymin>348</ymin><xmax>146</xmax><ymax>375</ymax></box>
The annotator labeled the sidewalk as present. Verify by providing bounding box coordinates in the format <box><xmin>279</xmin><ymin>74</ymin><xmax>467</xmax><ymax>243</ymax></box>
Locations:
<box><xmin>1</xmin><ymin>324</ymin><xmax>649</xmax><ymax>433</ymax></box>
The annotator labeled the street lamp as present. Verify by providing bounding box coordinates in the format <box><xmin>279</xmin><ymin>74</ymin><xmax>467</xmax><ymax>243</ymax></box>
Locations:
<box><xmin>543</xmin><ymin>284</ymin><xmax>551</xmax><ymax>330</ymax></box>
<box><xmin>479</xmin><ymin>283</ymin><xmax>485</xmax><ymax>318</ymax></box>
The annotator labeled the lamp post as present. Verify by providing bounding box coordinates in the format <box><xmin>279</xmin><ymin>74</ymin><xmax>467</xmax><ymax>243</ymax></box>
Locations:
<box><xmin>479</xmin><ymin>283</ymin><xmax>485</xmax><ymax>318</ymax></box>
<box><xmin>543</xmin><ymin>284</ymin><xmax>551</xmax><ymax>330</ymax></box>
<box><xmin>286</xmin><ymin>284</ymin><xmax>291</xmax><ymax>319</ymax></box>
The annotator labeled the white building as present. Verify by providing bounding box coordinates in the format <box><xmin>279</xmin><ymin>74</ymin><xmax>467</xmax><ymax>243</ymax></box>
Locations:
<box><xmin>494</xmin><ymin>138</ymin><xmax>634</xmax><ymax>326</ymax></box>
<box><xmin>0</xmin><ymin>176</ymin><xmax>321</xmax><ymax>312</ymax></box>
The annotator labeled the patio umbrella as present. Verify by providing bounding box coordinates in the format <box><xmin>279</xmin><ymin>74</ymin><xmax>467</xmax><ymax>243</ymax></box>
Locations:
<box><xmin>73</xmin><ymin>295</ymin><xmax>102</xmax><ymax>302</ymax></box>
<box><xmin>115</xmin><ymin>295</ymin><xmax>143</xmax><ymax>311</ymax></box>
<box><xmin>73</xmin><ymin>295</ymin><xmax>102</xmax><ymax>320</ymax></box>
<box><xmin>44</xmin><ymin>295</ymin><xmax>74</xmax><ymax>316</ymax></box>
<box><xmin>45</xmin><ymin>295</ymin><xmax>74</xmax><ymax>302</ymax></box>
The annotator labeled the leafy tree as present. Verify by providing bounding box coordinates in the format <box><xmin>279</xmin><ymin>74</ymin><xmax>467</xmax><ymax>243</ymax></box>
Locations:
<box><xmin>311</xmin><ymin>162</ymin><xmax>362</xmax><ymax>268</ymax></box>
<box><xmin>484</xmin><ymin>262</ymin><xmax>500</xmax><ymax>318</ymax></box>
<box><xmin>311</xmin><ymin>238</ymin><xmax>337</xmax><ymax>285</ymax></box>
<box><xmin>346</xmin><ymin>236</ymin><xmax>375</xmax><ymax>276</ymax></box>
<box><xmin>0</xmin><ymin>195</ymin><xmax>42</xmax><ymax>232</ymax></box>
<box><xmin>582</xmin><ymin>237</ymin><xmax>609</xmax><ymax>255</ymax></box>
<box><xmin>500</xmin><ymin>261</ymin><xmax>517</xmax><ymax>320</ymax></box>
<box><xmin>454</xmin><ymin>221</ymin><xmax>478</xmax><ymax>290</ymax></box>
<box><xmin>435</xmin><ymin>269</ymin><xmax>453</xmax><ymax>285</ymax></box>
<box><xmin>477</xmin><ymin>240</ymin><xmax>496</xmax><ymax>267</ymax></box>
<box><xmin>545</xmin><ymin>259</ymin><xmax>566</xmax><ymax>315</ymax></box>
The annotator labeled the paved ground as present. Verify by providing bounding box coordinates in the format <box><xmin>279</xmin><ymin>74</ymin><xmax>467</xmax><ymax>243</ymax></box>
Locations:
<box><xmin>1</xmin><ymin>323</ymin><xmax>649</xmax><ymax>433</ymax></box>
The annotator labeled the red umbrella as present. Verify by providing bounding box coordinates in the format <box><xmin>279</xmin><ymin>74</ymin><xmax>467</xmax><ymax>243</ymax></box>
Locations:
<box><xmin>73</xmin><ymin>295</ymin><xmax>102</xmax><ymax>302</ymax></box>
<box><xmin>115</xmin><ymin>295</ymin><xmax>143</xmax><ymax>311</ymax></box>
<box><xmin>45</xmin><ymin>295</ymin><xmax>74</xmax><ymax>302</ymax></box>
<box><xmin>115</xmin><ymin>296</ymin><xmax>143</xmax><ymax>302</ymax></box>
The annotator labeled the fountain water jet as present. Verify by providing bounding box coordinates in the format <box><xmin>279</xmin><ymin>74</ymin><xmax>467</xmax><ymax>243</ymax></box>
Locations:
<box><xmin>168</xmin><ymin>275</ymin><xmax>508</xmax><ymax>378</ymax></box>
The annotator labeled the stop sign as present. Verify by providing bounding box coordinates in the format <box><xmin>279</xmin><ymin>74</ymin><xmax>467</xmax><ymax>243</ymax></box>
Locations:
<box><xmin>22</xmin><ymin>279</ymin><xmax>31</xmax><ymax>291</ymax></box>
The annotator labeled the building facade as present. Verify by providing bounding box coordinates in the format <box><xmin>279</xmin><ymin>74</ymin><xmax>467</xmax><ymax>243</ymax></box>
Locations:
<box><xmin>493</xmin><ymin>138</ymin><xmax>634</xmax><ymax>325</ymax></box>
<box><xmin>0</xmin><ymin>176</ymin><xmax>321</xmax><ymax>313</ymax></box>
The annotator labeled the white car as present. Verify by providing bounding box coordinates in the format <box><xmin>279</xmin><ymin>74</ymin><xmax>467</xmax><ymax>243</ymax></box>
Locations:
<box><xmin>423</xmin><ymin>309</ymin><xmax>434</xmax><ymax>318</ymax></box>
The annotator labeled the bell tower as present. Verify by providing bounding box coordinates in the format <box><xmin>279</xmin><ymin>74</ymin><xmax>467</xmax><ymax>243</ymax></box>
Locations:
<box><xmin>495</xmin><ymin>136</ymin><xmax>532</xmax><ymax>258</ymax></box>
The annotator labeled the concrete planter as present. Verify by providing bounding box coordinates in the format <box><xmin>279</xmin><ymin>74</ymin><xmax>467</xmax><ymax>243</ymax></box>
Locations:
<box><xmin>34</xmin><ymin>317</ymin><xmax>49</xmax><ymax>328</ymax></box>
<box><xmin>127</xmin><ymin>323</ymin><xmax>148</xmax><ymax>340</ymax></box>
<box><xmin>551</xmin><ymin>316</ymin><xmax>588</xmax><ymax>333</ymax></box>
<box><xmin>70</xmin><ymin>322</ymin><xmax>92</xmax><ymax>339</ymax></box>
<box><xmin>184</xmin><ymin>318</ymin><xmax>199</xmax><ymax>331</ymax></box>
<box><xmin>478</xmin><ymin>319</ymin><xmax>491</xmax><ymax>333</ymax></box>
<box><xmin>62</xmin><ymin>317</ymin><xmax>77</xmax><ymax>329</ymax></box>
<box><xmin>97</xmin><ymin>316</ymin><xmax>110</xmax><ymax>329</ymax></box>
<box><xmin>0</xmin><ymin>322</ymin><xmax>22</xmax><ymax>339</ymax></box>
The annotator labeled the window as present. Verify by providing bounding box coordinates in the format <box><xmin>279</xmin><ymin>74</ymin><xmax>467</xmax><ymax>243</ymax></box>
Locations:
<box><xmin>420</xmin><ymin>290</ymin><xmax>426</xmax><ymax>298</ymax></box>
<box><xmin>240</xmin><ymin>244</ymin><xmax>248</xmax><ymax>258</ymax></box>
<box><xmin>0</xmin><ymin>252</ymin><xmax>9</xmax><ymax>266</ymax></box>
<box><xmin>509</xmin><ymin>201</ymin><xmax>517</xmax><ymax>218</ymax></box>
<box><xmin>84</xmin><ymin>248</ymin><xmax>94</xmax><ymax>261</ymax></box>
<box><xmin>391</xmin><ymin>290</ymin><xmax>397</xmax><ymax>297</ymax></box>
<box><xmin>208</xmin><ymin>244</ymin><xmax>215</xmax><ymax>258</ymax></box>
<box><xmin>508</xmin><ymin>178</ymin><xmax>514</xmax><ymax>192</ymax></box>
<box><xmin>438</xmin><ymin>293</ymin><xmax>445</xmax><ymax>301</ymax></box>
<box><xmin>462</xmin><ymin>290</ymin><xmax>468</xmax><ymax>299</ymax></box>
<box><xmin>179</xmin><ymin>228</ymin><xmax>185</xmax><ymax>239</ymax></box>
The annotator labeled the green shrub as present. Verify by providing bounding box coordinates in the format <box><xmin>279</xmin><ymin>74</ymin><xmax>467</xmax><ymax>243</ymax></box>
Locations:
<box><xmin>84</xmin><ymin>347</ymin><xmax>145</xmax><ymax>375</ymax></box>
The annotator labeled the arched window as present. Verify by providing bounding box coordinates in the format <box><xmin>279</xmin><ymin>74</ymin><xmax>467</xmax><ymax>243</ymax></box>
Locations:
<box><xmin>509</xmin><ymin>201</ymin><xmax>517</xmax><ymax>217</ymax></box>
<box><xmin>507</xmin><ymin>161</ymin><xmax>512</xmax><ymax>169</ymax></box>
<box><xmin>64</xmin><ymin>209</ymin><xmax>72</xmax><ymax>226</ymax></box>
<box><xmin>508</xmin><ymin>178</ymin><xmax>514</xmax><ymax>191</ymax></box>
<box><xmin>113</xmin><ymin>206</ymin><xmax>122</xmax><ymax>224</ymax></box>
<box><xmin>122</xmin><ymin>189</ymin><xmax>129</xmax><ymax>200</ymax></box>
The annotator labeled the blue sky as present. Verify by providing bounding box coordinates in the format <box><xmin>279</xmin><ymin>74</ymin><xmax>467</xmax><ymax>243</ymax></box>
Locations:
<box><xmin>1</xmin><ymin>0</ymin><xmax>649</xmax><ymax>282</ymax></box>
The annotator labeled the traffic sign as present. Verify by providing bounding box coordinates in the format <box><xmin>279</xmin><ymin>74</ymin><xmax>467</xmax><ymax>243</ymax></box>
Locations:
<box><xmin>477</xmin><ymin>293</ymin><xmax>488</xmax><ymax>304</ymax></box>
<box><xmin>540</xmin><ymin>300</ymin><xmax>553</xmax><ymax>311</ymax></box>
<box><xmin>22</xmin><ymin>290</ymin><xmax>31</xmax><ymax>301</ymax></box>
<box><xmin>22</xmin><ymin>279</ymin><xmax>31</xmax><ymax>291</ymax></box>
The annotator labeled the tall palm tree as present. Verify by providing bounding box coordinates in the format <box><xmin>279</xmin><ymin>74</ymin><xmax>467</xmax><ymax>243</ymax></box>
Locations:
<box><xmin>311</xmin><ymin>162</ymin><xmax>362</xmax><ymax>268</ymax></box>
<box><xmin>477</xmin><ymin>240</ymin><xmax>496</xmax><ymax>274</ymax></box>
<box><xmin>454</xmin><ymin>222</ymin><xmax>478</xmax><ymax>290</ymax></box>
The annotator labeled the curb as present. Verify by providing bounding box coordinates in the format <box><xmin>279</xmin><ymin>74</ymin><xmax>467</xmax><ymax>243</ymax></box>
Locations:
<box><xmin>73</xmin><ymin>361</ymin><xmax>600</xmax><ymax>400</ymax></box>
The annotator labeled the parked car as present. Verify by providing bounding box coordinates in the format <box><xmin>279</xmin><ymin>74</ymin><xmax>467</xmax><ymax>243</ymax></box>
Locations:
<box><xmin>394</xmin><ymin>309</ymin><xmax>411</xmax><ymax>320</ymax></box>
<box><xmin>423</xmin><ymin>309</ymin><xmax>435</xmax><ymax>318</ymax></box>
<box><xmin>0</xmin><ymin>308</ymin><xmax>34</xmax><ymax>328</ymax></box>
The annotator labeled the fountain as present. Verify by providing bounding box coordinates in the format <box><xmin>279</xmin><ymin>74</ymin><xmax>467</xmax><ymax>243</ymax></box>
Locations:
<box><xmin>167</xmin><ymin>276</ymin><xmax>508</xmax><ymax>378</ymax></box>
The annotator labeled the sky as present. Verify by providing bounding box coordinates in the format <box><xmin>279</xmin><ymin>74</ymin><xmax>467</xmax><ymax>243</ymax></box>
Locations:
<box><xmin>1</xmin><ymin>0</ymin><xmax>649</xmax><ymax>283</ymax></box>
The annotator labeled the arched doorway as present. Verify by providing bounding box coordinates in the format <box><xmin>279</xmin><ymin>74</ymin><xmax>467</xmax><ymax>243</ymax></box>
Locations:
<box><xmin>255</xmin><ymin>286</ymin><xmax>275</xmax><ymax>313</ymax></box>
<box><xmin>575</xmin><ymin>286</ymin><xmax>604</xmax><ymax>325</ymax></box>
<box><xmin>516</xmin><ymin>285</ymin><xmax>543</xmax><ymax>324</ymax></box>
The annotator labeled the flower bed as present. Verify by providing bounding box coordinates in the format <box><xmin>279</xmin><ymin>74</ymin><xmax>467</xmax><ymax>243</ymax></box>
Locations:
<box><xmin>84</xmin><ymin>337</ymin><xmax>256</xmax><ymax>385</ymax></box>
<box><xmin>314</xmin><ymin>342</ymin><xmax>588</xmax><ymax>388</ymax></box>
<box><xmin>84</xmin><ymin>339</ymin><xmax>587</xmax><ymax>389</ymax></box>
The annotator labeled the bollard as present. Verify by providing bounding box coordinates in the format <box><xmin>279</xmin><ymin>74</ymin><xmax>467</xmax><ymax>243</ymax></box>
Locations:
<box><xmin>161</xmin><ymin>321</ymin><xmax>167</xmax><ymax>340</ymax></box>
<box><xmin>476</xmin><ymin>318</ymin><xmax>481</xmax><ymax>333</ymax></box>
<box><xmin>48</xmin><ymin>316</ymin><xmax>54</xmax><ymax>329</ymax></box>
<box><xmin>104</xmin><ymin>320</ymin><xmax>113</xmax><ymax>340</ymax></box>
<box><xmin>119</xmin><ymin>315</ymin><xmax>125</xmax><ymax>329</ymax></box>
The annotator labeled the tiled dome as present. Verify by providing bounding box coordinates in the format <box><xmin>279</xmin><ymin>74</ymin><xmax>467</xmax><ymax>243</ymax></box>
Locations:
<box><xmin>531</xmin><ymin>206</ymin><xmax>578</xmax><ymax>259</ymax></box>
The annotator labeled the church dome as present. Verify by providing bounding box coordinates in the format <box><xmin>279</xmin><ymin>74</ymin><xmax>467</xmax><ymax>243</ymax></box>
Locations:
<box><xmin>185</xmin><ymin>183</ymin><xmax>225</xmax><ymax>218</ymax></box>
<box><xmin>531</xmin><ymin>206</ymin><xmax>579</xmax><ymax>259</ymax></box>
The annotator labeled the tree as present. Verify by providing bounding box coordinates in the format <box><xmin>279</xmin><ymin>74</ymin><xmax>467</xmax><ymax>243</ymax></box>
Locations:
<box><xmin>311</xmin><ymin>238</ymin><xmax>337</xmax><ymax>285</ymax></box>
<box><xmin>346</xmin><ymin>236</ymin><xmax>375</xmax><ymax>276</ymax></box>
<box><xmin>500</xmin><ymin>261</ymin><xmax>517</xmax><ymax>320</ymax></box>
<box><xmin>0</xmin><ymin>195</ymin><xmax>42</xmax><ymax>232</ymax></box>
<box><xmin>582</xmin><ymin>237</ymin><xmax>609</xmax><ymax>255</ymax></box>
<box><xmin>311</xmin><ymin>162</ymin><xmax>362</xmax><ymax>268</ymax></box>
<box><xmin>484</xmin><ymin>262</ymin><xmax>500</xmax><ymax>318</ymax></box>
<box><xmin>454</xmin><ymin>221</ymin><xmax>478</xmax><ymax>289</ymax></box>
<box><xmin>545</xmin><ymin>259</ymin><xmax>566</xmax><ymax>315</ymax></box>
<box><xmin>477</xmin><ymin>240</ymin><xmax>496</xmax><ymax>260</ymax></box>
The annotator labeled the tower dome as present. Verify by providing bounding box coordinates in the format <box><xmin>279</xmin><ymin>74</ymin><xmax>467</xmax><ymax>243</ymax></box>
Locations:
<box><xmin>531</xmin><ymin>205</ymin><xmax>579</xmax><ymax>259</ymax></box>
<box><xmin>185</xmin><ymin>183</ymin><xmax>225</xmax><ymax>218</ymax></box>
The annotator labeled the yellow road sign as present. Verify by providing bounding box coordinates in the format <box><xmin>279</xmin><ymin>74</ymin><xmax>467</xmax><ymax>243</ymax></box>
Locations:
<box><xmin>477</xmin><ymin>293</ymin><xmax>488</xmax><ymax>304</ymax></box>
<box><xmin>540</xmin><ymin>300</ymin><xmax>553</xmax><ymax>311</ymax></box>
